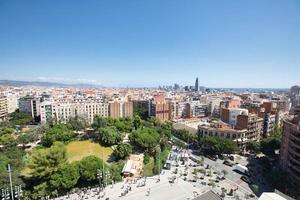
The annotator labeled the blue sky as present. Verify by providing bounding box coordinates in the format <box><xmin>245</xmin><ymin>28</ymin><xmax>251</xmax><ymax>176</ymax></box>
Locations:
<box><xmin>0</xmin><ymin>0</ymin><xmax>300</xmax><ymax>87</ymax></box>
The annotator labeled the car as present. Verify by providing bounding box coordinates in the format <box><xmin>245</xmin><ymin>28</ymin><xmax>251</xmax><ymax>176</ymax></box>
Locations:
<box><xmin>229</xmin><ymin>155</ymin><xmax>235</xmax><ymax>161</ymax></box>
<box><xmin>207</xmin><ymin>155</ymin><xmax>217</xmax><ymax>161</ymax></box>
<box><xmin>223</xmin><ymin>160</ymin><xmax>233</xmax><ymax>167</ymax></box>
<box><xmin>190</xmin><ymin>178</ymin><xmax>197</xmax><ymax>182</ymax></box>
<box><xmin>240</xmin><ymin>175</ymin><xmax>252</xmax><ymax>184</ymax></box>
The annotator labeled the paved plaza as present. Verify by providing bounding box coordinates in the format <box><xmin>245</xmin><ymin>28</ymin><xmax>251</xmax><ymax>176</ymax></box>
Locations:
<box><xmin>54</xmin><ymin>147</ymin><xmax>258</xmax><ymax>200</ymax></box>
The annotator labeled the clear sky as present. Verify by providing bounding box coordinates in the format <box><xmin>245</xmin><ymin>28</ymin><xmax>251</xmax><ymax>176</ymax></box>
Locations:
<box><xmin>0</xmin><ymin>0</ymin><xmax>300</xmax><ymax>88</ymax></box>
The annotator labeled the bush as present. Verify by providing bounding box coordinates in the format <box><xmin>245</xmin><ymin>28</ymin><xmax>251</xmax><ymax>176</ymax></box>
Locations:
<box><xmin>144</xmin><ymin>152</ymin><xmax>150</xmax><ymax>164</ymax></box>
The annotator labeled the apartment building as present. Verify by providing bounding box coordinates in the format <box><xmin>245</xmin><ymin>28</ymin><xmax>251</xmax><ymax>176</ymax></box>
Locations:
<box><xmin>280</xmin><ymin>116</ymin><xmax>300</xmax><ymax>185</ymax></box>
<box><xmin>0</xmin><ymin>95</ymin><xmax>8</xmax><ymax>121</ymax></box>
<box><xmin>40</xmin><ymin>101</ymin><xmax>109</xmax><ymax>124</ymax></box>
<box><xmin>18</xmin><ymin>96</ymin><xmax>41</xmax><ymax>118</ymax></box>
<box><xmin>122</xmin><ymin>101</ymin><xmax>133</xmax><ymax>118</ymax></box>
<box><xmin>109</xmin><ymin>101</ymin><xmax>133</xmax><ymax>119</ymax></box>
<box><xmin>236</xmin><ymin>114</ymin><xmax>263</xmax><ymax>142</ymax></box>
<box><xmin>6</xmin><ymin>94</ymin><xmax>18</xmax><ymax>113</ymax></box>
<box><xmin>198</xmin><ymin>119</ymin><xmax>248</xmax><ymax>149</ymax></box>
<box><xmin>221</xmin><ymin>108</ymin><xmax>248</xmax><ymax>126</ymax></box>
<box><xmin>149</xmin><ymin>95</ymin><xmax>171</xmax><ymax>121</ymax></box>
<box><xmin>262</xmin><ymin>113</ymin><xmax>276</xmax><ymax>138</ymax></box>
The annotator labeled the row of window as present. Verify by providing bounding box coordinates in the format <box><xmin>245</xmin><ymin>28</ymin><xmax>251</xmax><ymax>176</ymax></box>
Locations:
<box><xmin>199</xmin><ymin>130</ymin><xmax>241</xmax><ymax>139</ymax></box>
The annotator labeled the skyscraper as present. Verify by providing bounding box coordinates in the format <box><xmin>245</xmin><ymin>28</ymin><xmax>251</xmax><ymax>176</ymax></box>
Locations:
<box><xmin>195</xmin><ymin>77</ymin><xmax>199</xmax><ymax>92</ymax></box>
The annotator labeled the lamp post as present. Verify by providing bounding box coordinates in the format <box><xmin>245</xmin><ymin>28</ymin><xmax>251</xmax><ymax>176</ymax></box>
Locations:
<box><xmin>104</xmin><ymin>170</ymin><xmax>110</xmax><ymax>187</ymax></box>
<box><xmin>97</xmin><ymin>169</ymin><xmax>103</xmax><ymax>192</ymax></box>
<box><xmin>7</xmin><ymin>164</ymin><xmax>14</xmax><ymax>200</ymax></box>
<box><xmin>1</xmin><ymin>186</ymin><xmax>23</xmax><ymax>200</ymax></box>
<box><xmin>1</xmin><ymin>188</ymin><xmax>10</xmax><ymax>200</ymax></box>
<box><xmin>13</xmin><ymin>185</ymin><xmax>22</xmax><ymax>200</ymax></box>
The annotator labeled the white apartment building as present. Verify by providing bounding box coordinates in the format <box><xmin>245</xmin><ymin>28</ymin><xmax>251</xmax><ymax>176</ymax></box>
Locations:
<box><xmin>76</xmin><ymin>102</ymin><xmax>109</xmax><ymax>123</ymax></box>
<box><xmin>229</xmin><ymin>108</ymin><xmax>248</xmax><ymax>126</ymax></box>
<box><xmin>40</xmin><ymin>101</ymin><xmax>109</xmax><ymax>124</ymax></box>
<box><xmin>6</xmin><ymin>94</ymin><xmax>19</xmax><ymax>113</ymax></box>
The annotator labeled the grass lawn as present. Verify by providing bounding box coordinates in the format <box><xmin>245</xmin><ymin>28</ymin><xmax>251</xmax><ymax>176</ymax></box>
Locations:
<box><xmin>66</xmin><ymin>140</ymin><xmax>113</xmax><ymax>163</ymax></box>
<box><xmin>143</xmin><ymin>157</ymin><xmax>154</xmax><ymax>177</ymax></box>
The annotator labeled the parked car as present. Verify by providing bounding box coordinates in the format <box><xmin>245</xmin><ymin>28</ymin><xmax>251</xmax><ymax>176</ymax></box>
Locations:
<box><xmin>207</xmin><ymin>155</ymin><xmax>217</xmax><ymax>161</ymax></box>
<box><xmin>240</xmin><ymin>175</ymin><xmax>252</xmax><ymax>184</ymax></box>
<box><xmin>223</xmin><ymin>160</ymin><xmax>233</xmax><ymax>167</ymax></box>
<box><xmin>234</xmin><ymin>164</ymin><xmax>249</xmax><ymax>174</ymax></box>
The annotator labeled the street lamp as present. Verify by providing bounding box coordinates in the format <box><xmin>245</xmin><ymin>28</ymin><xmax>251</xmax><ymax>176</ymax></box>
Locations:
<box><xmin>1</xmin><ymin>165</ymin><xmax>23</xmax><ymax>200</ymax></box>
<box><xmin>97</xmin><ymin>169</ymin><xmax>103</xmax><ymax>192</ymax></box>
<box><xmin>1</xmin><ymin>188</ymin><xmax>10</xmax><ymax>200</ymax></box>
<box><xmin>1</xmin><ymin>186</ymin><xmax>23</xmax><ymax>200</ymax></box>
<box><xmin>104</xmin><ymin>170</ymin><xmax>110</xmax><ymax>188</ymax></box>
<box><xmin>13</xmin><ymin>185</ymin><xmax>22</xmax><ymax>200</ymax></box>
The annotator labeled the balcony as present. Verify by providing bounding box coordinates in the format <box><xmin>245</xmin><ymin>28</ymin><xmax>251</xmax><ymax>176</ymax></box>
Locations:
<box><xmin>290</xmin><ymin>139</ymin><xmax>300</xmax><ymax>150</ymax></box>
<box><xmin>288</xmin><ymin>146</ymin><xmax>300</xmax><ymax>157</ymax></box>
<box><xmin>289</xmin><ymin>153</ymin><xmax>300</xmax><ymax>166</ymax></box>
<box><xmin>290</xmin><ymin>132</ymin><xmax>300</xmax><ymax>142</ymax></box>
<box><xmin>289</xmin><ymin>161</ymin><xmax>300</xmax><ymax>175</ymax></box>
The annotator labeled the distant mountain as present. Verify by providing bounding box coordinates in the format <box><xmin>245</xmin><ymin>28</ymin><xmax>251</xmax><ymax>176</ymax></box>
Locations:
<box><xmin>0</xmin><ymin>80</ymin><xmax>103</xmax><ymax>88</ymax></box>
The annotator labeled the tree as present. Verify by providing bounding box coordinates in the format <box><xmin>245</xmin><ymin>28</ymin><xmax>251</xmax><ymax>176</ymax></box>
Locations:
<box><xmin>200</xmin><ymin>136</ymin><xmax>238</xmax><ymax>155</ymax></box>
<box><xmin>260</xmin><ymin>137</ymin><xmax>281</xmax><ymax>155</ymax></box>
<box><xmin>246</xmin><ymin>141</ymin><xmax>260</xmax><ymax>153</ymax></box>
<box><xmin>172</xmin><ymin>129</ymin><xmax>197</xmax><ymax>144</ymax></box>
<box><xmin>271</xmin><ymin>125</ymin><xmax>282</xmax><ymax>139</ymax></box>
<box><xmin>113</xmin><ymin>143</ymin><xmax>132</xmax><ymax>159</ymax></box>
<box><xmin>97</xmin><ymin>126</ymin><xmax>122</xmax><ymax>146</ymax></box>
<box><xmin>68</xmin><ymin>116</ymin><xmax>87</xmax><ymax>131</ymax></box>
<box><xmin>8</xmin><ymin>111</ymin><xmax>33</xmax><ymax>126</ymax></box>
<box><xmin>109</xmin><ymin>162</ymin><xmax>124</xmax><ymax>182</ymax></box>
<box><xmin>32</xmin><ymin>182</ymin><xmax>48</xmax><ymax>200</ymax></box>
<box><xmin>41</xmin><ymin>124</ymin><xmax>75</xmax><ymax>147</ymax></box>
<box><xmin>0</xmin><ymin>146</ymin><xmax>25</xmax><ymax>188</ymax></box>
<box><xmin>0</xmin><ymin>128</ymin><xmax>16</xmax><ymax>146</ymax></box>
<box><xmin>114</xmin><ymin>119</ymin><xmax>132</xmax><ymax>132</ymax></box>
<box><xmin>50</xmin><ymin>163</ymin><xmax>80</xmax><ymax>192</ymax></box>
<box><xmin>28</xmin><ymin>142</ymin><xmax>67</xmax><ymax>180</ymax></box>
<box><xmin>0</xmin><ymin>132</ymin><xmax>16</xmax><ymax>146</ymax></box>
<box><xmin>17</xmin><ymin>131</ymin><xmax>40</xmax><ymax>145</ymax></box>
<box><xmin>133</xmin><ymin>115</ymin><xmax>142</xmax><ymax>130</ymax></box>
<box><xmin>78</xmin><ymin>156</ymin><xmax>106</xmax><ymax>182</ymax></box>
<box><xmin>129</xmin><ymin>128</ymin><xmax>160</xmax><ymax>153</ymax></box>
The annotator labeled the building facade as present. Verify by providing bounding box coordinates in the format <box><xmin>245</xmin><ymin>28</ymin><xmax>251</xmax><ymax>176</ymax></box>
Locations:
<box><xmin>236</xmin><ymin>114</ymin><xmax>263</xmax><ymax>142</ymax></box>
<box><xmin>198</xmin><ymin>120</ymin><xmax>248</xmax><ymax>149</ymax></box>
<box><xmin>0</xmin><ymin>95</ymin><xmax>8</xmax><ymax>121</ymax></box>
<box><xmin>18</xmin><ymin>96</ymin><xmax>41</xmax><ymax>118</ymax></box>
<box><xmin>280</xmin><ymin>116</ymin><xmax>300</xmax><ymax>185</ymax></box>
<box><xmin>149</xmin><ymin>95</ymin><xmax>171</xmax><ymax>121</ymax></box>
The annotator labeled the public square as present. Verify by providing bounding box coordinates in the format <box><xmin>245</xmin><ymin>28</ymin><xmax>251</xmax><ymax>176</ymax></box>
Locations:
<box><xmin>54</xmin><ymin>146</ymin><xmax>257</xmax><ymax>200</ymax></box>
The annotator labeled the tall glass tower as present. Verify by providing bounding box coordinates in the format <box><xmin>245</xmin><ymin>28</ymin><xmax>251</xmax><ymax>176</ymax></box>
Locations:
<box><xmin>195</xmin><ymin>77</ymin><xmax>199</xmax><ymax>92</ymax></box>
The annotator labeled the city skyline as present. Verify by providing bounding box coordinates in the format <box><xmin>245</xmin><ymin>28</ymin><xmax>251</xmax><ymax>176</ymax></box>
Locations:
<box><xmin>1</xmin><ymin>0</ymin><xmax>300</xmax><ymax>87</ymax></box>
